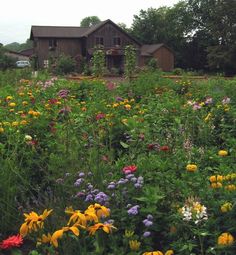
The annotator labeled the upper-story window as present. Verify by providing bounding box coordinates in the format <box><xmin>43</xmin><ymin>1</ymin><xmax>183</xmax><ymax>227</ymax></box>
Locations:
<box><xmin>95</xmin><ymin>37</ymin><xmax>104</xmax><ymax>46</ymax></box>
<box><xmin>113</xmin><ymin>37</ymin><xmax>121</xmax><ymax>46</ymax></box>
<box><xmin>49</xmin><ymin>39</ymin><xmax>57</xmax><ymax>48</ymax></box>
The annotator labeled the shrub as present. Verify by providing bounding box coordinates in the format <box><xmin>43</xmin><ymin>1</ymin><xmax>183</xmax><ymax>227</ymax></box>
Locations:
<box><xmin>55</xmin><ymin>54</ymin><xmax>76</xmax><ymax>75</ymax></box>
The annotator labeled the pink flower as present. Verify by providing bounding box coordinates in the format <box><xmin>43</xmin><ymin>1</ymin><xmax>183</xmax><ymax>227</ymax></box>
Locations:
<box><xmin>96</xmin><ymin>113</ymin><xmax>106</xmax><ymax>120</ymax></box>
<box><xmin>122</xmin><ymin>165</ymin><xmax>137</xmax><ymax>174</ymax></box>
<box><xmin>0</xmin><ymin>234</ymin><xmax>23</xmax><ymax>250</ymax></box>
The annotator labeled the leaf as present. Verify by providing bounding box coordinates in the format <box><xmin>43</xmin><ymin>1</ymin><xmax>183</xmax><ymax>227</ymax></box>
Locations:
<box><xmin>120</xmin><ymin>141</ymin><xmax>129</xmax><ymax>148</ymax></box>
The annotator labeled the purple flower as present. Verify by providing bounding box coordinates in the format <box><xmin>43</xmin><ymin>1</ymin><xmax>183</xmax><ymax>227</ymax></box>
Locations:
<box><xmin>58</xmin><ymin>89</ymin><xmax>69</xmax><ymax>98</ymax></box>
<box><xmin>78</xmin><ymin>172</ymin><xmax>85</xmax><ymax>177</ymax></box>
<box><xmin>137</xmin><ymin>176</ymin><xmax>144</xmax><ymax>184</ymax></box>
<box><xmin>75</xmin><ymin>192</ymin><xmax>85</xmax><ymax>198</ymax></box>
<box><xmin>117</xmin><ymin>178</ymin><xmax>128</xmax><ymax>185</ymax></box>
<box><xmin>205</xmin><ymin>97</ymin><xmax>213</xmax><ymax>105</ymax></box>
<box><xmin>85</xmin><ymin>194</ymin><xmax>93</xmax><ymax>202</ymax></box>
<box><xmin>147</xmin><ymin>214</ymin><xmax>153</xmax><ymax>220</ymax></box>
<box><xmin>193</xmin><ymin>103</ymin><xmax>201</xmax><ymax>110</ymax></box>
<box><xmin>127</xmin><ymin>205</ymin><xmax>140</xmax><ymax>215</ymax></box>
<box><xmin>107</xmin><ymin>184</ymin><xmax>116</xmax><ymax>189</ymax></box>
<box><xmin>95</xmin><ymin>192</ymin><xmax>109</xmax><ymax>205</ymax></box>
<box><xmin>143</xmin><ymin>219</ymin><xmax>153</xmax><ymax>227</ymax></box>
<box><xmin>87</xmin><ymin>184</ymin><xmax>94</xmax><ymax>190</ymax></box>
<box><xmin>116</xmin><ymin>96</ymin><xmax>123</xmax><ymax>102</ymax></box>
<box><xmin>126</xmin><ymin>174</ymin><xmax>135</xmax><ymax>179</ymax></box>
<box><xmin>74</xmin><ymin>178</ymin><xmax>84</xmax><ymax>187</ymax></box>
<box><xmin>134</xmin><ymin>183</ymin><xmax>142</xmax><ymax>188</ymax></box>
<box><xmin>131</xmin><ymin>177</ymin><xmax>137</xmax><ymax>183</ymax></box>
<box><xmin>143</xmin><ymin>231</ymin><xmax>151</xmax><ymax>237</ymax></box>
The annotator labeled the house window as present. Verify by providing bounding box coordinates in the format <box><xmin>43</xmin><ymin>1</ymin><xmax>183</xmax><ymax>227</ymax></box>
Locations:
<box><xmin>95</xmin><ymin>37</ymin><xmax>104</xmax><ymax>46</ymax></box>
<box><xmin>113</xmin><ymin>37</ymin><xmax>121</xmax><ymax>46</ymax></box>
<box><xmin>49</xmin><ymin>39</ymin><xmax>57</xmax><ymax>48</ymax></box>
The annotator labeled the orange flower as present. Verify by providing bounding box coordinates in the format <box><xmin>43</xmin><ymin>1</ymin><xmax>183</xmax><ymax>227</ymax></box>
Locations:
<box><xmin>218</xmin><ymin>232</ymin><xmax>234</xmax><ymax>246</ymax></box>
<box><xmin>88</xmin><ymin>223</ymin><xmax>116</xmax><ymax>235</ymax></box>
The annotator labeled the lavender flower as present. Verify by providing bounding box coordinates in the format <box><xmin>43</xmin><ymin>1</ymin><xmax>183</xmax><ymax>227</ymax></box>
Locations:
<box><xmin>78</xmin><ymin>172</ymin><xmax>85</xmax><ymax>177</ymax></box>
<box><xmin>95</xmin><ymin>192</ymin><xmax>109</xmax><ymax>205</ymax></box>
<box><xmin>74</xmin><ymin>178</ymin><xmax>84</xmax><ymax>187</ymax></box>
<box><xmin>143</xmin><ymin>231</ymin><xmax>151</xmax><ymax>237</ymax></box>
<box><xmin>85</xmin><ymin>194</ymin><xmax>93</xmax><ymax>202</ymax></box>
<box><xmin>127</xmin><ymin>205</ymin><xmax>140</xmax><ymax>215</ymax></box>
<box><xmin>147</xmin><ymin>214</ymin><xmax>153</xmax><ymax>220</ymax></box>
<box><xmin>143</xmin><ymin>219</ymin><xmax>153</xmax><ymax>227</ymax></box>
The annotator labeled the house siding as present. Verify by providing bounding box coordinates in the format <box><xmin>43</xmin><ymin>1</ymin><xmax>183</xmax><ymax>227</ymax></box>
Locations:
<box><xmin>35</xmin><ymin>38</ymin><xmax>82</xmax><ymax>68</ymax></box>
<box><xmin>153</xmin><ymin>47</ymin><xmax>174</xmax><ymax>72</ymax></box>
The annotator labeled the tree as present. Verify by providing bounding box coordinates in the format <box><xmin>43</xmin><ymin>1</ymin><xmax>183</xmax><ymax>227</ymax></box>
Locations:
<box><xmin>91</xmin><ymin>48</ymin><xmax>105</xmax><ymax>77</ymax></box>
<box><xmin>4</xmin><ymin>39</ymin><xmax>33</xmax><ymax>52</ymax></box>
<box><xmin>80</xmin><ymin>16</ymin><xmax>101</xmax><ymax>27</ymax></box>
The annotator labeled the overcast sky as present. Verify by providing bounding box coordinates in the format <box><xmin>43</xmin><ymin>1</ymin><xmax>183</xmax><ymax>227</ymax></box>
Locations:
<box><xmin>0</xmin><ymin>0</ymin><xmax>179</xmax><ymax>45</ymax></box>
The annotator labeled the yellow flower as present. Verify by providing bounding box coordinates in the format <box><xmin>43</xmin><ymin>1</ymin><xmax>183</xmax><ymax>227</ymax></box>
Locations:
<box><xmin>186</xmin><ymin>164</ymin><xmax>197</xmax><ymax>172</ymax></box>
<box><xmin>9</xmin><ymin>102</ymin><xmax>16</xmax><ymax>107</ymax></box>
<box><xmin>6</xmin><ymin>96</ymin><xmax>13</xmax><ymax>101</ymax></box>
<box><xmin>143</xmin><ymin>251</ymin><xmax>163</xmax><ymax>255</ymax></box>
<box><xmin>20</xmin><ymin>120</ymin><xmax>27</xmax><ymax>125</ymax></box>
<box><xmin>18</xmin><ymin>92</ymin><xmax>25</xmax><ymax>96</ymax></box>
<box><xmin>124</xmin><ymin>104</ymin><xmax>131</xmax><ymax>110</ymax></box>
<box><xmin>221</xmin><ymin>202</ymin><xmax>232</xmax><ymax>213</ymax></box>
<box><xmin>67</xmin><ymin>210</ymin><xmax>87</xmax><ymax>226</ymax></box>
<box><xmin>121</xmin><ymin>118</ymin><xmax>128</xmax><ymax>125</ymax></box>
<box><xmin>204</xmin><ymin>113</ymin><xmax>212</xmax><ymax>122</ymax></box>
<box><xmin>22</xmin><ymin>101</ymin><xmax>28</xmax><ymax>106</ymax></box>
<box><xmin>112</xmin><ymin>103</ymin><xmax>119</xmax><ymax>108</ymax></box>
<box><xmin>225</xmin><ymin>184</ymin><xmax>236</xmax><ymax>191</ymax></box>
<box><xmin>218</xmin><ymin>232</ymin><xmax>234</xmax><ymax>246</ymax></box>
<box><xmin>211</xmin><ymin>182</ymin><xmax>223</xmax><ymax>189</ymax></box>
<box><xmin>125</xmin><ymin>230</ymin><xmax>134</xmax><ymax>238</ymax></box>
<box><xmin>81</xmin><ymin>107</ymin><xmax>87</xmax><ymax>111</ymax></box>
<box><xmin>0</xmin><ymin>127</ymin><xmax>4</xmax><ymax>133</ymax></box>
<box><xmin>12</xmin><ymin>121</ymin><xmax>19</xmax><ymax>127</ymax></box>
<box><xmin>9</xmin><ymin>109</ymin><xmax>15</xmax><ymax>112</ymax></box>
<box><xmin>218</xmin><ymin>150</ymin><xmax>228</xmax><ymax>156</ymax></box>
<box><xmin>165</xmin><ymin>250</ymin><xmax>174</xmax><ymax>255</ymax></box>
<box><xmin>209</xmin><ymin>175</ymin><xmax>223</xmax><ymax>183</ymax></box>
<box><xmin>86</xmin><ymin>203</ymin><xmax>110</xmax><ymax>219</ymax></box>
<box><xmin>37</xmin><ymin>233</ymin><xmax>52</xmax><ymax>246</ymax></box>
<box><xmin>19</xmin><ymin>209</ymin><xmax>53</xmax><ymax>237</ymax></box>
<box><xmin>129</xmin><ymin>240</ymin><xmax>141</xmax><ymax>251</ymax></box>
<box><xmin>51</xmin><ymin>229</ymin><xmax>64</xmax><ymax>248</ymax></box>
<box><xmin>88</xmin><ymin>223</ymin><xmax>116</xmax><ymax>235</ymax></box>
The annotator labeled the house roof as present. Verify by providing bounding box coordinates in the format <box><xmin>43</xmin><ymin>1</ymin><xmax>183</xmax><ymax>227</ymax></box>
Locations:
<box><xmin>141</xmin><ymin>44</ymin><xmax>174</xmax><ymax>56</ymax></box>
<box><xmin>30</xmin><ymin>26</ymin><xmax>89</xmax><ymax>39</ymax></box>
<box><xmin>19</xmin><ymin>48</ymin><xmax>33</xmax><ymax>56</ymax></box>
<box><xmin>30</xmin><ymin>19</ymin><xmax>141</xmax><ymax>45</ymax></box>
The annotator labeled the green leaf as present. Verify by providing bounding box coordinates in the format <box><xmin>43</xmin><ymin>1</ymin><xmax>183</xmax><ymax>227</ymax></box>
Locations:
<box><xmin>120</xmin><ymin>141</ymin><xmax>129</xmax><ymax>148</ymax></box>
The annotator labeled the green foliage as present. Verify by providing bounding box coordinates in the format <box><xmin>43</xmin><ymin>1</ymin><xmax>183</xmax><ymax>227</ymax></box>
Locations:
<box><xmin>55</xmin><ymin>54</ymin><xmax>76</xmax><ymax>75</ymax></box>
<box><xmin>80</xmin><ymin>16</ymin><xmax>101</xmax><ymax>27</ymax></box>
<box><xmin>91</xmin><ymin>48</ymin><xmax>105</xmax><ymax>77</ymax></box>
<box><xmin>124</xmin><ymin>45</ymin><xmax>136</xmax><ymax>81</ymax></box>
<box><xmin>147</xmin><ymin>58</ymin><xmax>158</xmax><ymax>70</ymax></box>
<box><xmin>4</xmin><ymin>39</ymin><xmax>33</xmax><ymax>52</ymax></box>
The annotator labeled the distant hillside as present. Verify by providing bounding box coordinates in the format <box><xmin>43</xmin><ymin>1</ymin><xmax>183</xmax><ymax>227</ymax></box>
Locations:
<box><xmin>4</xmin><ymin>39</ymin><xmax>32</xmax><ymax>52</ymax></box>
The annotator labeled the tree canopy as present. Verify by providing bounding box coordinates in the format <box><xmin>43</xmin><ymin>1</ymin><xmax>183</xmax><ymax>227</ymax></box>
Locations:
<box><xmin>80</xmin><ymin>16</ymin><xmax>101</xmax><ymax>27</ymax></box>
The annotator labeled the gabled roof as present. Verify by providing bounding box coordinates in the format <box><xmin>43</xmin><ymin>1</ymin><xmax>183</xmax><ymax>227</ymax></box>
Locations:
<box><xmin>30</xmin><ymin>19</ymin><xmax>141</xmax><ymax>46</ymax></box>
<box><xmin>141</xmin><ymin>44</ymin><xmax>174</xmax><ymax>56</ymax></box>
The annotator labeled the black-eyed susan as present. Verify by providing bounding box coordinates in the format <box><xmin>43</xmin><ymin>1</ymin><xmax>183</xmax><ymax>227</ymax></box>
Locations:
<box><xmin>221</xmin><ymin>202</ymin><xmax>232</xmax><ymax>213</ymax></box>
<box><xmin>218</xmin><ymin>150</ymin><xmax>228</xmax><ymax>156</ymax></box>
<box><xmin>88</xmin><ymin>223</ymin><xmax>116</xmax><ymax>235</ymax></box>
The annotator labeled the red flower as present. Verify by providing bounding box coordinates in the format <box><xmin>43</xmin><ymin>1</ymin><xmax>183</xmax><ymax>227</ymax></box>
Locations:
<box><xmin>0</xmin><ymin>234</ymin><xmax>23</xmax><ymax>250</ymax></box>
<box><xmin>123</xmin><ymin>165</ymin><xmax>137</xmax><ymax>174</ymax></box>
<box><xmin>96</xmin><ymin>113</ymin><xmax>106</xmax><ymax>120</ymax></box>
<box><xmin>160</xmin><ymin>145</ymin><xmax>170</xmax><ymax>151</ymax></box>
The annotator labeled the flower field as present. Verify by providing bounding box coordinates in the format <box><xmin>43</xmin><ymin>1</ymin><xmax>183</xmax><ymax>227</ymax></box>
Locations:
<box><xmin>0</xmin><ymin>70</ymin><xmax>236</xmax><ymax>255</ymax></box>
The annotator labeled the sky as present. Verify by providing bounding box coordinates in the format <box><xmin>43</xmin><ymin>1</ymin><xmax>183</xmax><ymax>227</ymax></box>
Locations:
<box><xmin>0</xmin><ymin>0</ymin><xmax>179</xmax><ymax>45</ymax></box>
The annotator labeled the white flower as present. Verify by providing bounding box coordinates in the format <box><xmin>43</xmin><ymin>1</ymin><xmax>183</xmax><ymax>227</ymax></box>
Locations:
<box><xmin>25</xmin><ymin>135</ymin><xmax>32</xmax><ymax>141</ymax></box>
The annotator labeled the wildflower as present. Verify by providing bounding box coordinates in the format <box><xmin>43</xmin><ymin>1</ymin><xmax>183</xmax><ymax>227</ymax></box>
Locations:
<box><xmin>222</xmin><ymin>97</ymin><xmax>230</xmax><ymax>105</ymax></box>
<box><xmin>127</xmin><ymin>205</ymin><xmax>139</xmax><ymax>215</ymax></box>
<box><xmin>6</xmin><ymin>96</ymin><xmax>13</xmax><ymax>101</ymax></box>
<box><xmin>204</xmin><ymin>113</ymin><xmax>212</xmax><ymax>122</ymax></box>
<box><xmin>25</xmin><ymin>135</ymin><xmax>32</xmax><ymax>141</ymax></box>
<box><xmin>96</xmin><ymin>113</ymin><xmax>106</xmax><ymax>120</ymax></box>
<box><xmin>74</xmin><ymin>178</ymin><xmax>84</xmax><ymax>187</ymax></box>
<box><xmin>37</xmin><ymin>233</ymin><xmax>52</xmax><ymax>245</ymax></box>
<box><xmin>143</xmin><ymin>252</ymin><xmax>163</xmax><ymax>255</ymax></box>
<box><xmin>205</xmin><ymin>97</ymin><xmax>213</xmax><ymax>105</ymax></box>
<box><xmin>209</xmin><ymin>175</ymin><xmax>223</xmax><ymax>183</ymax></box>
<box><xmin>129</xmin><ymin>240</ymin><xmax>141</xmax><ymax>251</ymax></box>
<box><xmin>22</xmin><ymin>101</ymin><xmax>28</xmax><ymax>106</ymax></box>
<box><xmin>217</xmin><ymin>232</ymin><xmax>234</xmax><ymax>246</ymax></box>
<box><xmin>192</xmin><ymin>103</ymin><xmax>201</xmax><ymax>110</ymax></box>
<box><xmin>180</xmin><ymin>198</ymin><xmax>208</xmax><ymax>224</ymax></box>
<box><xmin>58</xmin><ymin>89</ymin><xmax>69</xmax><ymax>98</ymax></box>
<box><xmin>20</xmin><ymin>120</ymin><xmax>27</xmax><ymax>125</ymax></box>
<box><xmin>8</xmin><ymin>102</ymin><xmax>16</xmax><ymax>107</ymax></box>
<box><xmin>125</xmin><ymin>230</ymin><xmax>134</xmax><ymax>238</ymax></box>
<box><xmin>160</xmin><ymin>145</ymin><xmax>170</xmax><ymax>151</ymax></box>
<box><xmin>86</xmin><ymin>203</ymin><xmax>110</xmax><ymax>219</ymax></box>
<box><xmin>143</xmin><ymin>231</ymin><xmax>151</xmax><ymax>237</ymax></box>
<box><xmin>94</xmin><ymin>192</ymin><xmax>109</xmax><ymax>205</ymax></box>
<box><xmin>124</xmin><ymin>104</ymin><xmax>131</xmax><ymax>110</ymax></box>
<box><xmin>165</xmin><ymin>251</ymin><xmax>174</xmax><ymax>255</ymax></box>
<box><xmin>67</xmin><ymin>210</ymin><xmax>87</xmax><ymax>226</ymax></box>
<box><xmin>143</xmin><ymin>219</ymin><xmax>153</xmax><ymax>227</ymax></box>
<box><xmin>221</xmin><ymin>202</ymin><xmax>232</xmax><ymax>213</ymax></box>
<box><xmin>0</xmin><ymin>234</ymin><xmax>23</xmax><ymax>250</ymax></box>
<box><xmin>0</xmin><ymin>127</ymin><xmax>4</xmax><ymax>133</ymax></box>
<box><xmin>123</xmin><ymin>165</ymin><xmax>137</xmax><ymax>174</ymax></box>
<box><xmin>88</xmin><ymin>223</ymin><xmax>116</xmax><ymax>235</ymax></box>
<box><xmin>19</xmin><ymin>209</ymin><xmax>53</xmax><ymax>237</ymax></box>
<box><xmin>225</xmin><ymin>184</ymin><xmax>236</xmax><ymax>191</ymax></box>
<box><xmin>218</xmin><ymin>150</ymin><xmax>228</xmax><ymax>156</ymax></box>
<box><xmin>12</xmin><ymin>121</ymin><xmax>19</xmax><ymax>127</ymax></box>
<box><xmin>186</xmin><ymin>164</ymin><xmax>197</xmax><ymax>172</ymax></box>
<box><xmin>211</xmin><ymin>182</ymin><xmax>223</xmax><ymax>189</ymax></box>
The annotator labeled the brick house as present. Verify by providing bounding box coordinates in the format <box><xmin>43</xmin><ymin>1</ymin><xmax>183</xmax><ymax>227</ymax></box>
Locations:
<box><xmin>30</xmin><ymin>19</ymin><xmax>174</xmax><ymax>72</ymax></box>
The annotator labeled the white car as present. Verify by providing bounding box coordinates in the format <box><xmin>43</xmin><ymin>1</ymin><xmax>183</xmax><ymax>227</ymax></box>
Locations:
<box><xmin>16</xmin><ymin>60</ymin><xmax>31</xmax><ymax>68</ymax></box>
